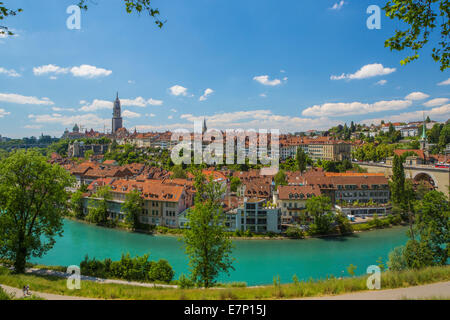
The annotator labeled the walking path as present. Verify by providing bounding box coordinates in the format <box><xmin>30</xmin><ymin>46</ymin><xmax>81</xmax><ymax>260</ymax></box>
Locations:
<box><xmin>2</xmin><ymin>266</ymin><xmax>178</xmax><ymax>289</ymax></box>
<box><xmin>0</xmin><ymin>284</ymin><xmax>98</xmax><ymax>300</ymax></box>
<box><xmin>299</xmin><ymin>281</ymin><xmax>450</xmax><ymax>300</ymax></box>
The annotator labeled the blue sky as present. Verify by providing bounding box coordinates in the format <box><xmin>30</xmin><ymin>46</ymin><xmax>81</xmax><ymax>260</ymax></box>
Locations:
<box><xmin>0</xmin><ymin>0</ymin><xmax>449</xmax><ymax>138</ymax></box>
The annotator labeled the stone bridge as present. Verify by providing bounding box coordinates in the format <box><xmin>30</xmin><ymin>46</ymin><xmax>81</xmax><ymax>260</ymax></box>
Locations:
<box><xmin>356</xmin><ymin>162</ymin><xmax>449</xmax><ymax>198</ymax></box>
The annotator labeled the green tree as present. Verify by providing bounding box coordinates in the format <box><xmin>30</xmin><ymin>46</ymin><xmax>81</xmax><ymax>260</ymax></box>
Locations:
<box><xmin>387</xmin><ymin>246</ymin><xmax>408</xmax><ymax>271</ymax></box>
<box><xmin>413</xmin><ymin>191</ymin><xmax>449</xmax><ymax>265</ymax></box>
<box><xmin>274</xmin><ymin>170</ymin><xmax>288</xmax><ymax>187</ymax></box>
<box><xmin>384</xmin><ymin>0</ymin><xmax>449</xmax><ymax>71</ymax></box>
<box><xmin>172</xmin><ymin>164</ymin><xmax>187</xmax><ymax>179</ymax></box>
<box><xmin>296</xmin><ymin>147</ymin><xmax>307</xmax><ymax>172</ymax></box>
<box><xmin>335</xmin><ymin>212</ymin><xmax>353</xmax><ymax>235</ymax></box>
<box><xmin>123</xmin><ymin>189</ymin><xmax>143</xmax><ymax>229</ymax></box>
<box><xmin>230</xmin><ymin>176</ymin><xmax>241</xmax><ymax>193</ymax></box>
<box><xmin>306</xmin><ymin>195</ymin><xmax>335</xmax><ymax>235</ymax></box>
<box><xmin>148</xmin><ymin>259</ymin><xmax>175</xmax><ymax>283</ymax></box>
<box><xmin>71</xmin><ymin>190</ymin><xmax>85</xmax><ymax>219</ymax></box>
<box><xmin>87</xmin><ymin>186</ymin><xmax>112</xmax><ymax>224</ymax></box>
<box><xmin>0</xmin><ymin>150</ymin><xmax>74</xmax><ymax>273</ymax></box>
<box><xmin>182</xmin><ymin>179</ymin><xmax>234</xmax><ymax>288</ymax></box>
<box><xmin>391</xmin><ymin>154</ymin><xmax>406</xmax><ymax>205</ymax></box>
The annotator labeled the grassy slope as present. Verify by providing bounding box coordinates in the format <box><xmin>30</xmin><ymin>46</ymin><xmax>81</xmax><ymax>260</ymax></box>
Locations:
<box><xmin>0</xmin><ymin>265</ymin><xmax>449</xmax><ymax>300</ymax></box>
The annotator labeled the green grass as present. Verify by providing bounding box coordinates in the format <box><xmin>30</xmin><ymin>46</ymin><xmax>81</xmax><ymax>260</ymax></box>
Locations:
<box><xmin>0</xmin><ymin>286</ymin><xmax>44</xmax><ymax>300</ymax></box>
<box><xmin>0</xmin><ymin>265</ymin><xmax>448</xmax><ymax>300</ymax></box>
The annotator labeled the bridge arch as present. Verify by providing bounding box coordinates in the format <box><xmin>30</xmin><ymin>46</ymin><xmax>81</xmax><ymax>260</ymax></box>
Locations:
<box><xmin>413</xmin><ymin>172</ymin><xmax>438</xmax><ymax>188</ymax></box>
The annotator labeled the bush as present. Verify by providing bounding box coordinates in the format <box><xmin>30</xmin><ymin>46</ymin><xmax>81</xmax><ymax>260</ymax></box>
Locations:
<box><xmin>80</xmin><ymin>253</ymin><xmax>174</xmax><ymax>283</ymax></box>
<box><xmin>148</xmin><ymin>259</ymin><xmax>175</xmax><ymax>283</ymax></box>
<box><xmin>387</xmin><ymin>246</ymin><xmax>407</xmax><ymax>271</ymax></box>
<box><xmin>0</xmin><ymin>287</ymin><xmax>12</xmax><ymax>300</ymax></box>
<box><xmin>178</xmin><ymin>273</ymin><xmax>195</xmax><ymax>289</ymax></box>
<box><xmin>285</xmin><ymin>227</ymin><xmax>305</xmax><ymax>239</ymax></box>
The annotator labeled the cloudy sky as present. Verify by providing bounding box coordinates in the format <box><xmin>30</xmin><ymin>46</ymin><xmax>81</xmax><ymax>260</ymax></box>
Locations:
<box><xmin>0</xmin><ymin>0</ymin><xmax>449</xmax><ymax>138</ymax></box>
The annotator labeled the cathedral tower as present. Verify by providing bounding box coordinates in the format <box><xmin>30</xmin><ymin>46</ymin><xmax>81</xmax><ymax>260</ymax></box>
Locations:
<box><xmin>112</xmin><ymin>92</ymin><xmax>123</xmax><ymax>133</ymax></box>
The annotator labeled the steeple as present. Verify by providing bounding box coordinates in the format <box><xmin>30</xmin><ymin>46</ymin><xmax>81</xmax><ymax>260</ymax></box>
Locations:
<box><xmin>112</xmin><ymin>92</ymin><xmax>123</xmax><ymax>133</ymax></box>
<box><xmin>202</xmin><ymin>118</ymin><xmax>207</xmax><ymax>134</ymax></box>
<box><xmin>421</xmin><ymin>113</ymin><xmax>427</xmax><ymax>140</ymax></box>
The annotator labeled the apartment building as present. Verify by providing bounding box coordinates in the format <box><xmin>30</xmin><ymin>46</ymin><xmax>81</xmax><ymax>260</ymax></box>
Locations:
<box><xmin>236</xmin><ymin>199</ymin><xmax>281</xmax><ymax>233</ymax></box>
<box><xmin>273</xmin><ymin>185</ymin><xmax>322</xmax><ymax>224</ymax></box>
<box><xmin>85</xmin><ymin>178</ymin><xmax>189</xmax><ymax>228</ymax></box>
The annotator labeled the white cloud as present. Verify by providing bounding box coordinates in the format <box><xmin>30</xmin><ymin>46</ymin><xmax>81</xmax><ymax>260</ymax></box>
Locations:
<box><xmin>52</xmin><ymin>107</ymin><xmax>75</xmax><ymax>112</ymax></box>
<box><xmin>376</xmin><ymin>80</ymin><xmax>387</xmax><ymax>86</ymax></box>
<box><xmin>170</xmin><ymin>109</ymin><xmax>177</xmax><ymax>113</ymax></box>
<box><xmin>24</xmin><ymin>124</ymin><xmax>43</xmax><ymax>129</ymax></box>
<box><xmin>148</xmin><ymin>98</ymin><xmax>163</xmax><ymax>106</ymax></box>
<box><xmin>423</xmin><ymin>98</ymin><xmax>449</xmax><ymax>108</ymax></box>
<box><xmin>145</xmin><ymin>113</ymin><xmax>156</xmax><ymax>117</ymax></box>
<box><xmin>122</xmin><ymin>110</ymin><xmax>141</xmax><ymax>118</ymax></box>
<box><xmin>260</xmin><ymin>93</ymin><xmax>267</xmax><ymax>98</ymax></box>
<box><xmin>0</xmin><ymin>67</ymin><xmax>21</xmax><ymax>77</ymax></box>
<box><xmin>33</xmin><ymin>64</ymin><xmax>69</xmax><ymax>76</ymax></box>
<box><xmin>80</xmin><ymin>99</ymin><xmax>112</xmax><ymax>112</ymax></box>
<box><xmin>168</xmin><ymin>115</ymin><xmax>173</xmax><ymax>120</ymax></box>
<box><xmin>199</xmin><ymin>88</ymin><xmax>214</xmax><ymax>101</ymax></box>
<box><xmin>121</xmin><ymin>97</ymin><xmax>163</xmax><ymax>107</ymax></box>
<box><xmin>128</xmin><ymin>80</ymin><xmax>135</xmax><ymax>84</ymax></box>
<box><xmin>362</xmin><ymin>104</ymin><xmax>450</xmax><ymax>125</ymax></box>
<box><xmin>28</xmin><ymin>113</ymin><xmax>109</xmax><ymax>128</ymax></box>
<box><xmin>253</xmin><ymin>75</ymin><xmax>283</xmax><ymax>86</ymax></box>
<box><xmin>169</xmin><ymin>85</ymin><xmax>188</xmax><ymax>96</ymax></box>
<box><xmin>302</xmin><ymin>99</ymin><xmax>412</xmax><ymax>117</ymax></box>
<box><xmin>0</xmin><ymin>108</ymin><xmax>11</xmax><ymax>118</ymax></box>
<box><xmin>70</xmin><ymin>65</ymin><xmax>112</xmax><ymax>79</ymax></box>
<box><xmin>0</xmin><ymin>93</ymin><xmax>54</xmax><ymax>105</ymax></box>
<box><xmin>437</xmin><ymin>78</ymin><xmax>450</xmax><ymax>86</ymax></box>
<box><xmin>405</xmin><ymin>92</ymin><xmax>430</xmax><ymax>101</ymax></box>
<box><xmin>331</xmin><ymin>63</ymin><xmax>396</xmax><ymax>80</ymax></box>
<box><xmin>330</xmin><ymin>1</ymin><xmax>345</xmax><ymax>10</ymax></box>
<box><xmin>139</xmin><ymin>110</ymin><xmax>339</xmax><ymax>133</ymax></box>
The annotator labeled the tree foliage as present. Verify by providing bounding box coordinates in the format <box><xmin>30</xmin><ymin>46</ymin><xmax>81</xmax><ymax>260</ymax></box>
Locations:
<box><xmin>0</xmin><ymin>2</ymin><xmax>22</xmax><ymax>36</ymax></box>
<box><xmin>384</xmin><ymin>0</ymin><xmax>450</xmax><ymax>71</ymax></box>
<box><xmin>123</xmin><ymin>189</ymin><xmax>143</xmax><ymax>229</ymax></box>
<box><xmin>183</xmin><ymin>177</ymin><xmax>234</xmax><ymax>288</ymax></box>
<box><xmin>87</xmin><ymin>186</ymin><xmax>112</xmax><ymax>224</ymax></box>
<box><xmin>306</xmin><ymin>195</ymin><xmax>335</xmax><ymax>235</ymax></box>
<box><xmin>78</xmin><ymin>0</ymin><xmax>165</xmax><ymax>28</ymax></box>
<box><xmin>0</xmin><ymin>150</ymin><xmax>74</xmax><ymax>273</ymax></box>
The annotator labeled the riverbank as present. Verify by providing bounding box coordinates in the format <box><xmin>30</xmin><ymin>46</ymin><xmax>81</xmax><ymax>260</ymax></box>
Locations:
<box><xmin>1</xmin><ymin>265</ymin><xmax>448</xmax><ymax>300</ymax></box>
<box><xmin>65</xmin><ymin>215</ymin><xmax>404</xmax><ymax>241</ymax></box>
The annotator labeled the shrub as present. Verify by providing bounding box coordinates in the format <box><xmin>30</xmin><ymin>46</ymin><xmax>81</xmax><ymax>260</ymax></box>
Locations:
<box><xmin>387</xmin><ymin>246</ymin><xmax>408</xmax><ymax>271</ymax></box>
<box><xmin>80</xmin><ymin>253</ymin><xmax>174</xmax><ymax>283</ymax></box>
<box><xmin>178</xmin><ymin>273</ymin><xmax>195</xmax><ymax>289</ymax></box>
<box><xmin>148</xmin><ymin>259</ymin><xmax>175</xmax><ymax>283</ymax></box>
<box><xmin>285</xmin><ymin>227</ymin><xmax>305</xmax><ymax>239</ymax></box>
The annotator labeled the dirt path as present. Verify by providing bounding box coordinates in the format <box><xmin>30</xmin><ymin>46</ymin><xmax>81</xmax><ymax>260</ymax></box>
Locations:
<box><xmin>0</xmin><ymin>284</ymin><xmax>99</xmax><ymax>300</ymax></box>
<box><xmin>299</xmin><ymin>281</ymin><xmax>450</xmax><ymax>300</ymax></box>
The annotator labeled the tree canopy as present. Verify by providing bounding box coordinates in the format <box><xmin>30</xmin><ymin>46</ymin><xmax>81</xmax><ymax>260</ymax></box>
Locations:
<box><xmin>384</xmin><ymin>0</ymin><xmax>450</xmax><ymax>71</ymax></box>
<box><xmin>0</xmin><ymin>150</ymin><xmax>74</xmax><ymax>273</ymax></box>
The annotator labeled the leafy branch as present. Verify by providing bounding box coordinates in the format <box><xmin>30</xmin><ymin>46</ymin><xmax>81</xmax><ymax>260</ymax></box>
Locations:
<box><xmin>78</xmin><ymin>0</ymin><xmax>165</xmax><ymax>28</ymax></box>
<box><xmin>383</xmin><ymin>0</ymin><xmax>449</xmax><ymax>71</ymax></box>
<box><xmin>0</xmin><ymin>2</ymin><xmax>22</xmax><ymax>36</ymax></box>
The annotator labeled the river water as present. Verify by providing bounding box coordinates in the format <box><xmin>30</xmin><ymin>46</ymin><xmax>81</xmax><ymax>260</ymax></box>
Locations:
<box><xmin>32</xmin><ymin>219</ymin><xmax>409</xmax><ymax>285</ymax></box>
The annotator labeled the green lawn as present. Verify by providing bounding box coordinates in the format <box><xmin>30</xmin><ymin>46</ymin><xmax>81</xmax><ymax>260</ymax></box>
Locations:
<box><xmin>0</xmin><ymin>265</ymin><xmax>449</xmax><ymax>300</ymax></box>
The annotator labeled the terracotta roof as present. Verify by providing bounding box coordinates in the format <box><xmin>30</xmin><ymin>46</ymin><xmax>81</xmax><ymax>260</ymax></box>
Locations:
<box><xmin>277</xmin><ymin>185</ymin><xmax>321</xmax><ymax>200</ymax></box>
<box><xmin>109</xmin><ymin>179</ymin><xmax>185</xmax><ymax>202</ymax></box>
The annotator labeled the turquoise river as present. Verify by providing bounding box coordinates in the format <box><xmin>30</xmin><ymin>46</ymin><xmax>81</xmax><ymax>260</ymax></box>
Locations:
<box><xmin>32</xmin><ymin>219</ymin><xmax>409</xmax><ymax>285</ymax></box>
